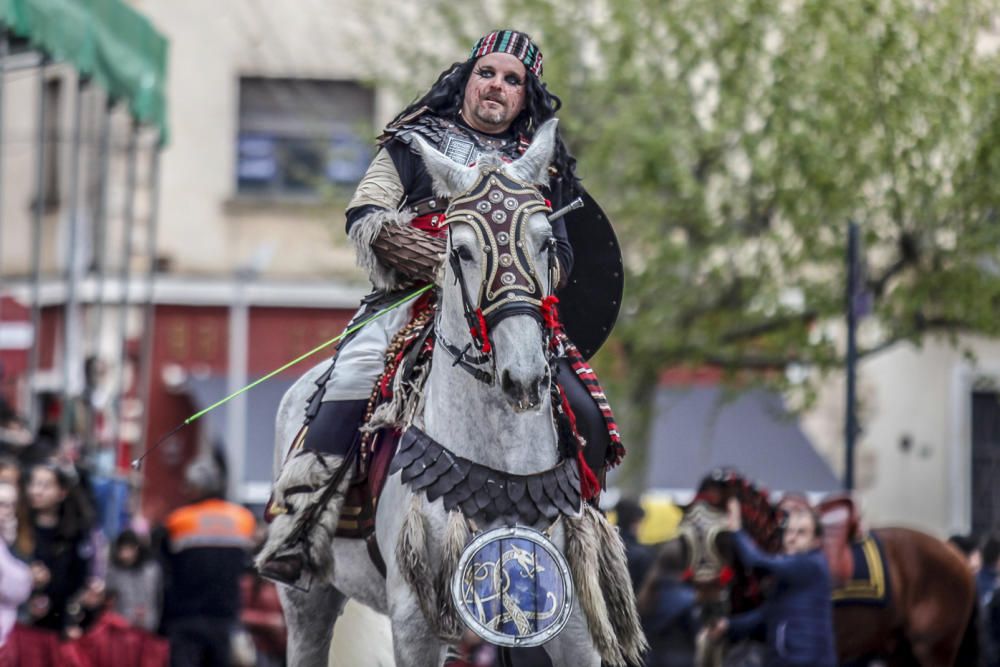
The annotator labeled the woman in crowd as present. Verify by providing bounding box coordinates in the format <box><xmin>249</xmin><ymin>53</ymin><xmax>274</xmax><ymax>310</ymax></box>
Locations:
<box><xmin>15</xmin><ymin>462</ymin><xmax>99</xmax><ymax>634</ymax></box>
<box><xmin>0</xmin><ymin>480</ymin><xmax>30</xmax><ymax>646</ymax></box>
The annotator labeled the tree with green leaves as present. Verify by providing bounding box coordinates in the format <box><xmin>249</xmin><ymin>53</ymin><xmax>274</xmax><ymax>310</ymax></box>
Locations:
<box><xmin>369</xmin><ymin>0</ymin><xmax>1000</xmax><ymax>488</ymax></box>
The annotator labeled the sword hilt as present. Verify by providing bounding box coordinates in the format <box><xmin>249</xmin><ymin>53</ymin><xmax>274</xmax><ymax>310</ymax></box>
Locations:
<box><xmin>547</xmin><ymin>197</ymin><xmax>584</xmax><ymax>222</ymax></box>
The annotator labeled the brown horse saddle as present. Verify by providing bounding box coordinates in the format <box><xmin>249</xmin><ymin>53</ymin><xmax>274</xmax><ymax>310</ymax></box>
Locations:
<box><xmin>817</xmin><ymin>494</ymin><xmax>862</xmax><ymax>586</ymax></box>
<box><xmin>782</xmin><ymin>493</ymin><xmax>889</xmax><ymax>605</ymax></box>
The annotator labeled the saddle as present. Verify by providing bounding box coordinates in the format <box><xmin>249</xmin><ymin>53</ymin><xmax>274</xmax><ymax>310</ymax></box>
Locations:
<box><xmin>334</xmin><ymin>300</ymin><xmax>438</xmax><ymax>544</ymax></box>
<box><xmin>776</xmin><ymin>492</ymin><xmax>860</xmax><ymax>585</ymax></box>
<box><xmin>817</xmin><ymin>494</ymin><xmax>861</xmax><ymax>586</ymax></box>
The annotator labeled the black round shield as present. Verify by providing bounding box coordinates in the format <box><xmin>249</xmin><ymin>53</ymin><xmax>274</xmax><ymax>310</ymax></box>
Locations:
<box><xmin>559</xmin><ymin>189</ymin><xmax>624</xmax><ymax>359</ymax></box>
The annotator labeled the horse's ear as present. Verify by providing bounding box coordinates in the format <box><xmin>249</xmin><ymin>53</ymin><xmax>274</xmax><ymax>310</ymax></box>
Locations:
<box><xmin>504</xmin><ymin>118</ymin><xmax>558</xmax><ymax>186</ymax></box>
<box><xmin>411</xmin><ymin>134</ymin><xmax>478</xmax><ymax>197</ymax></box>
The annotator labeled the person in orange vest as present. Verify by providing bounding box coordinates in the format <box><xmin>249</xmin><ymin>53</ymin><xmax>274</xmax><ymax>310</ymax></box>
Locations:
<box><xmin>158</xmin><ymin>459</ymin><xmax>255</xmax><ymax>667</ymax></box>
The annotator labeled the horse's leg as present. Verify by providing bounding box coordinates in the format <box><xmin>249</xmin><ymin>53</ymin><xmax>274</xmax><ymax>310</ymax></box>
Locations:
<box><xmin>278</xmin><ymin>581</ymin><xmax>347</xmax><ymax>667</ymax></box>
<box><xmin>909</xmin><ymin>632</ymin><xmax>967</xmax><ymax>667</ymax></box>
<box><xmin>375</xmin><ymin>478</ymin><xmax>447</xmax><ymax>666</ymax></box>
<box><xmin>385</xmin><ymin>574</ymin><xmax>445</xmax><ymax>667</ymax></box>
<box><xmin>880</xmin><ymin>528</ymin><xmax>975</xmax><ymax>667</ymax></box>
<box><xmin>542</xmin><ymin>600</ymin><xmax>601</xmax><ymax>667</ymax></box>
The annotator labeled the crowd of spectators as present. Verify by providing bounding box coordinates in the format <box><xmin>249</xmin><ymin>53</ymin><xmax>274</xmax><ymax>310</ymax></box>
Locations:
<box><xmin>0</xmin><ymin>390</ymin><xmax>288</xmax><ymax>667</ymax></box>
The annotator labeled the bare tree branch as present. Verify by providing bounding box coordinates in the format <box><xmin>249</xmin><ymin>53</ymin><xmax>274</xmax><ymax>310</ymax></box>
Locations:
<box><xmin>719</xmin><ymin>311</ymin><xmax>819</xmax><ymax>344</ymax></box>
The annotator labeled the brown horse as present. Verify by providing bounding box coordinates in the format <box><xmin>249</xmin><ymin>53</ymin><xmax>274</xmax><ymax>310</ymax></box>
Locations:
<box><xmin>639</xmin><ymin>469</ymin><xmax>979</xmax><ymax>667</ymax></box>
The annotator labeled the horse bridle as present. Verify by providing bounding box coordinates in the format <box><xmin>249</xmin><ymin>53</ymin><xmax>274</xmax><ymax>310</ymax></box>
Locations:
<box><xmin>435</xmin><ymin>168</ymin><xmax>559</xmax><ymax>386</ymax></box>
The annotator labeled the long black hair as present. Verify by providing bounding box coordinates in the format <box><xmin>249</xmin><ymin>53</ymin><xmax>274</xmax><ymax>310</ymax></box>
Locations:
<box><xmin>387</xmin><ymin>58</ymin><xmax>581</xmax><ymax>197</ymax></box>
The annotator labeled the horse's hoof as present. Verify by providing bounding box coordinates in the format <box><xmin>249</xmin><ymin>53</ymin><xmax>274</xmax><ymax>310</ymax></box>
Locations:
<box><xmin>258</xmin><ymin>553</ymin><xmax>304</xmax><ymax>585</ymax></box>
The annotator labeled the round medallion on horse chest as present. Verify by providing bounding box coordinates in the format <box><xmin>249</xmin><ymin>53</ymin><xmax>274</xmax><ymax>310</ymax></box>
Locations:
<box><xmin>501</xmin><ymin>272</ymin><xmax>516</xmax><ymax>285</ymax></box>
<box><xmin>492</xmin><ymin>210</ymin><xmax>508</xmax><ymax>224</ymax></box>
<box><xmin>504</xmin><ymin>197</ymin><xmax>518</xmax><ymax>211</ymax></box>
<box><xmin>477</xmin><ymin>201</ymin><xmax>491</xmax><ymax>213</ymax></box>
<box><xmin>453</xmin><ymin>525</ymin><xmax>574</xmax><ymax>647</ymax></box>
<box><xmin>499</xmin><ymin>254</ymin><xmax>514</xmax><ymax>267</ymax></box>
<box><xmin>488</xmin><ymin>190</ymin><xmax>504</xmax><ymax>203</ymax></box>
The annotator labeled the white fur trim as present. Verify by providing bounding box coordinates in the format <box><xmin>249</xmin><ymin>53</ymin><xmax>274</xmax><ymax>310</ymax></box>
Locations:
<box><xmin>255</xmin><ymin>452</ymin><xmax>349</xmax><ymax>581</ymax></box>
<box><xmin>589</xmin><ymin>504</ymin><xmax>650</xmax><ymax>663</ymax></box>
<box><xmin>566</xmin><ymin>507</ymin><xmax>626</xmax><ymax>665</ymax></box>
<box><xmin>396</xmin><ymin>495</ymin><xmax>460</xmax><ymax>640</ymax></box>
<box><xmin>435</xmin><ymin>510</ymin><xmax>471</xmax><ymax>638</ymax></box>
<box><xmin>348</xmin><ymin>208</ymin><xmax>416</xmax><ymax>291</ymax></box>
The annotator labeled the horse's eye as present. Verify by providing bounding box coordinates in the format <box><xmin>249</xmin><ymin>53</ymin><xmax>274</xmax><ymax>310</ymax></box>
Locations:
<box><xmin>456</xmin><ymin>246</ymin><xmax>475</xmax><ymax>262</ymax></box>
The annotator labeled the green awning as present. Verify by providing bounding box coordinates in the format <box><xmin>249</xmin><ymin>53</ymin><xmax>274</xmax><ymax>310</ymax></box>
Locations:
<box><xmin>0</xmin><ymin>0</ymin><xmax>169</xmax><ymax>143</ymax></box>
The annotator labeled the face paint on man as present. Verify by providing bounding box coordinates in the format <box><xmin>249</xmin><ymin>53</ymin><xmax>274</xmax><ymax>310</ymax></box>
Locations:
<box><xmin>461</xmin><ymin>52</ymin><xmax>527</xmax><ymax>134</ymax></box>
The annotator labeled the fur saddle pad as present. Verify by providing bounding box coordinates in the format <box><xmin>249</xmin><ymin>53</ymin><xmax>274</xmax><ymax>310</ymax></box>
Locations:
<box><xmin>831</xmin><ymin>534</ymin><xmax>891</xmax><ymax>607</ymax></box>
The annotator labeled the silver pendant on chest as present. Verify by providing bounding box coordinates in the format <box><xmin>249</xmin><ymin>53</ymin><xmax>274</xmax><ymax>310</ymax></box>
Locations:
<box><xmin>442</xmin><ymin>135</ymin><xmax>481</xmax><ymax>166</ymax></box>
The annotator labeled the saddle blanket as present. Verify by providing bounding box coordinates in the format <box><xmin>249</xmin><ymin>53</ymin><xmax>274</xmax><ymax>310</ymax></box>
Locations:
<box><xmin>831</xmin><ymin>534</ymin><xmax>890</xmax><ymax>607</ymax></box>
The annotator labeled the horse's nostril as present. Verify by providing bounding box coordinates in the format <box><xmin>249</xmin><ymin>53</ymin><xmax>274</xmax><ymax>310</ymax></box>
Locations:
<box><xmin>501</xmin><ymin>369</ymin><xmax>515</xmax><ymax>395</ymax></box>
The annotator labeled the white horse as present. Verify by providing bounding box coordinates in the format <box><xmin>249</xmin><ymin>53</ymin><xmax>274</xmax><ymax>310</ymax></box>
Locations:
<box><xmin>271</xmin><ymin>120</ymin><xmax>633</xmax><ymax>666</ymax></box>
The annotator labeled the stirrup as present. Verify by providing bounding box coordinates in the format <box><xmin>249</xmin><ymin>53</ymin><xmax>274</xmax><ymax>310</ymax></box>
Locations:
<box><xmin>258</xmin><ymin>552</ymin><xmax>314</xmax><ymax>592</ymax></box>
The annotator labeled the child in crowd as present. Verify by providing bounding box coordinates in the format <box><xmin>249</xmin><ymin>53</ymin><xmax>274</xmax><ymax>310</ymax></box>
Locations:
<box><xmin>106</xmin><ymin>529</ymin><xmax>162</xmax><ymax>632</ymax></box>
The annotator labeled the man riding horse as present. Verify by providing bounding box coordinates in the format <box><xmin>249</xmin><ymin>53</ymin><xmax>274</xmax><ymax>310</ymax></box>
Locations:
<box><xmin>257</xmin><ymin>30</ymin><xmax>624</xmax><ymax>586</ymax></box>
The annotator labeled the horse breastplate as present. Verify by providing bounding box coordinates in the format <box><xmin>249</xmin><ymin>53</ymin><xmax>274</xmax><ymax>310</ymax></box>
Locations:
<box><xmin>389</xmin><ymin>426</ymin><xmax>582</xmax><ymax>526</ymax></box>
<box><xmin>444</xmin><ymin>170</ymin><xmax>552</xmax><ymax>319</ymax></box>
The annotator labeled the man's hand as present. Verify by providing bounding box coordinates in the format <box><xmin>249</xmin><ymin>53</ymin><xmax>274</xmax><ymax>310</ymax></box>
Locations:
<box><xmin>726</xmin><ymin>497</ymin><xmax>742</xmax><ymax>532</ymax></box>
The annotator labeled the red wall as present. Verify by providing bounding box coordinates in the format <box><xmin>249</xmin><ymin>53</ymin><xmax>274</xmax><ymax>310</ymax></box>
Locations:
<box><xmin>141</xmin><ymin>304</ymin><xmax>353</xmax><ymax>521</ymax></box>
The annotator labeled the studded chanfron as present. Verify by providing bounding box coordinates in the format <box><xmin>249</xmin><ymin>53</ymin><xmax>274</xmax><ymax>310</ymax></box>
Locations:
<box><xmin>443</xmin><ymin>170</ymin><xmax>551</xmax><ymax>318</ymax></box>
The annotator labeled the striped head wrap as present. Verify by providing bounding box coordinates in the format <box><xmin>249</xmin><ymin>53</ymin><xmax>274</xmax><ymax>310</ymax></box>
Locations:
<box><xmin>470</xmin><ymin>30</ymin><xmax>543</xmax><ymax>78</ymax></box>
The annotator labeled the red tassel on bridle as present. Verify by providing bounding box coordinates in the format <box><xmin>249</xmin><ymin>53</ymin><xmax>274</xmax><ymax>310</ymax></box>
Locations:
<box><xmin>541</xmin><ymin>295</ymin><xmax>561</xmax><ymax>333</ymax></box>
<box><xmin>470</xmin><ymin>307</ymin><xmax>491</xmax><ymax>354</ymax></box>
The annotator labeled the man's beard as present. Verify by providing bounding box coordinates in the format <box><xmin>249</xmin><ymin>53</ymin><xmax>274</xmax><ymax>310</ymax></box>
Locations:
<box><xmin>474</xmin><ymin>99</ymin><xmax>508</xmax><ymax>127</ymax></box>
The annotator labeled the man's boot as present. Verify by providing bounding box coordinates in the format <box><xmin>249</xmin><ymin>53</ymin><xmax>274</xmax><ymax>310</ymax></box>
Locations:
<box><xmin>256</xmin><ymin>399</ymin><xmax>368</xmax><ymax>585</ymax></box>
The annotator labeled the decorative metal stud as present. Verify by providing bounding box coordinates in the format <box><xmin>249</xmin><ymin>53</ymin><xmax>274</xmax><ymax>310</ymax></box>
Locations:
<box><xmin>477</xmin><ymin>201</ymin><xmax>491</xmax><ymax>213</ymax></box>
<box><xmin>497</xmin><ymin>232</ymin><xmax>510</xmax><ymax>244</ymax></box>
<box><xmin>499</xmin><ymin>254</ymin><xmax>513</xmax><ymax>267</ymax></box>
<box><xmin>504</xmin><ymin>197</ymin><xmax>518</xmax><ymax>210</ymax></box>
<box><xmin>501</xmin><ymin>272</ymin><xmax>516</xmax><ymax>285</ymax></box>
<box><xmin>488</xmin><ymin>190</ymin><xmax>504</xmax><ymax>203</ymax></box>
<box><xmin>492</xmin><ymin>210</ymin><xmax>508</xmax><ymax>224</ymax></box>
